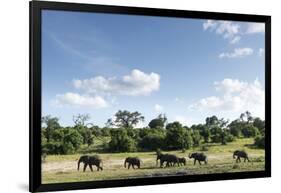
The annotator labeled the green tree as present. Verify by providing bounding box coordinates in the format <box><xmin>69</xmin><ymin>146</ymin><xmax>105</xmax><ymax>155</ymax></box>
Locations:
<box><xmin>148</xmin><ymin>114</ymin><xmax>167</xmax><ymax>129</ymax></box>
<box><xmin>44</xmin><ymin>127</ymin><xmax>83</xmax><ymax>154</ymax></box>
<box><xmin>108</xmin><ymin>129</ymin><xmax>137</xmax><ymax>152</ymax></box>
<box><xmin>138</xmin><ymin>129</ymin><xmax>166</xmax><ymax>151</ymax></box>
<box><xmin>42</xmin><ymin>115</ymin><xmax>60</xmax><ymax>142</ymax></box>
<box><xmin>253</xmin><ymin>117</ymin><xmax>265</xmax><ymax>135</ymax></box>
<box><xmin>192</xmin><ymin>129</ymin><xmax>202</xmax><ymax>147</ymax></box>
<box><xmin>241</xmin><ymin>125</ymin><xmax>260</xmax><ymax>138</ymax></box>
<box><xmin>254</xmin><ymin>135</ymin><xmax>265</xmax><ymax>148</ymax></box>
<box><xmin>107</xmin><ymin>110</ymin><xmax>144</xmax><ymax>128</ymax></box>
<box><xmin>228</xmin><ymin>119</ymin><xmax>243</xmax><ymax>137</ymax></box>
<box><xmin>165</xmin><ymin>122</ymin><xmax>193</xmax><ymax>150</ymax></box>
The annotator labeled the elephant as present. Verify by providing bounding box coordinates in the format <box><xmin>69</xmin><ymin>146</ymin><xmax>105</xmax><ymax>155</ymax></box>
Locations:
<box><xmin>77</xmin><ymin>155</ymin><xmax>103</xmax><ymax>172</ymax></box>
<box><xmin>124</xmin><ymin>157</ymin><xmax>141</xmax><ymax>169</ymax></box>
<box><xmin>156</xmin><ymin>153</ymin><xmax>179</xmax><ymax>167</ymax></box>
<box><xmin>178</xmin><ymin>157</ymin><xmax>187</xmax><ymax>166</ymax></box>
<box><xmin>233</xmin><ymin>150</ymin><xmax>250</xmax><ymax>163</ymax></box>
<box><xmin>188</xmin><ymin>153</ymin><xmax>207</xmax><ymax>165</ymax></box>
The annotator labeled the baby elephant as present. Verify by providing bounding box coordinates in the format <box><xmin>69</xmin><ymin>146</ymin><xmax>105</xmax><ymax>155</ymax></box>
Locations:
<box><xmin>178</xmin><ymin>157</ymin><xmax>187</xmax><ymax>166</ymax></box>
<box><xmin>233</xmin><ymin>150</ymin><xmax>250</xmax><ymax>163</ymax></box>
<box><xmin>124</xmin><ymin>157</ymin><xmax>141</xmax><ymax>169</ymax></box>
<box><xmin>77</xmin><ymin>155</ymin><xmax>103</xmax><ymax>172</ymax></box>
<box><xmin>189</xmin><ymin>153</ymin><xmax>208</xmax><ymax>165</ymax></box>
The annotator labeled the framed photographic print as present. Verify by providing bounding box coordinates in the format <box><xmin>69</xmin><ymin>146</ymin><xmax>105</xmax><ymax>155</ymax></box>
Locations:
<box><xmin>30</xmin><ymin>1</ymin><xmax>271</xmax><ymax>192</ymax></box>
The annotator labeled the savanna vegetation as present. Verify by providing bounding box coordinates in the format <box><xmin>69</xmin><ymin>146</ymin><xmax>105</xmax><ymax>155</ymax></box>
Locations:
<box><xmin>41</xmin><ymin>110</ymin><xmax>266</xmax><ymax>183</ymax></box>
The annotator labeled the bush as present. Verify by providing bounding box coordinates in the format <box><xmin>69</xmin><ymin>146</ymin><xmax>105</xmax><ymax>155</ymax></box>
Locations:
<box><xmin>241</xmin><ymin>125</ymin><xmax>260</xmax><ymax>138</ymax></box>
<box><xmin>254</xmin><ymin>135</ymin><xmax>265</xmax><ymax>148</ymax></box>
<box><xmin>139</xmin><ymin>133</ymin><xmax>165</xmax><ymax>151</ymax></box>
<box><xmin>165</xmin><ymin>122</ymin><xmax>193</xmax><ymax>150</ymax></box>
<box><xmin>42</xmin><ymin>128</ymin><xmax>83</xmax><ymax>154</ymax></box>
<box><xmin>107</xmin><ymin>129</ymin><xmax>137</xmax><ymax>152</ymax></box>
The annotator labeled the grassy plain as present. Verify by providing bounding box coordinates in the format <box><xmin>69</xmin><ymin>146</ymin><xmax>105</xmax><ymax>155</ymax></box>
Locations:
<box><xmin>42</xmin><ymin>138</ymin><xmax>265</xmax><ymax>184</ymax></box>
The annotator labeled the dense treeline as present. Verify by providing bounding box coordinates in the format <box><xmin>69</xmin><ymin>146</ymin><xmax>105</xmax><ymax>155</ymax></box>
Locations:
<box><xmin>41</xmin><ymin>110</ymin><xmax>265</xmax><ymax>155</ymax></box>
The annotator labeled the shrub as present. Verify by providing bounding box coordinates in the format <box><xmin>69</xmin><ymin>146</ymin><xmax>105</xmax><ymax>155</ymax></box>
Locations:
<box><xmin>139</xmin><ymin>133</ymin><xmax>165</xmax><ymax>151</ymax></box>
<box><xmin>107</xmin><ymin>129</ymin><xmax>137</xmax><ymax>152</ymax></box>
<box><xmin>241</xmin><ymin>125</ymin><xmax>260</xmax><ymax>138</ymax></box>
<box><xmin>254</xmin><ymin>135</ymin><xmax>265</xmax><ymax>148</ymax></box>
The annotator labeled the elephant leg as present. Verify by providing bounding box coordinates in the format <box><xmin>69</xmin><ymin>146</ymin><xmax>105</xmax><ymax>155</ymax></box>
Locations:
<box><xmin>199</xmin><ymin>161</ymin><xmax>201</xmax><ymax>165</ymax></box>
<box><xmin>83</xmin><ymin>164</ymin><xmax>88</xmax><ymax>172</ymax></box>
<box><xmin>160</xmin><ymin>160</ymin><xmax>164</xmax><ymax>168</ymax></box>
<box><xmin>128</xmin><ymin>163</ymin><xmax>131</xmax><ymax>169</ymax></box>
<box><xmin>238</xmin><ymin>157</ymin><xmax>241</xmax><ymax>163</ymax></box>
<box><xmin>205</xmin><ymin>160</ymin><xmax>207</xmax><ymax>164</ymax></box>
<box><xmin>89</xmin><ymin>164</ymin><xmax>93</xmax><ymax>172</ymax></box>
<box><xmin>244</xmin><ymin>158</ymin><xmax>246</xmax><ymax>162</ymax></box>
<box><xmin>132</xmin><ymin>164</ymin><xmax>135</xmax><ymax>169</ymax></box>
<box><xmin>247</xmin><ymin>157</ymin><xmax>250</xmax><ymax>162</ymax></box>
<box><xmin>194</xmin><ymin>159</ymin><xmax>196</xmax><ymax>165</ymax></box>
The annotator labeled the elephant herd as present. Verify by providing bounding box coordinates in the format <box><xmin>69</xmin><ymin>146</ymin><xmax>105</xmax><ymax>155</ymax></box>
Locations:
<box><xmin>77</xmin><ymin>150</ymin><xmax>250</xmax><ymax>172</ymax></box>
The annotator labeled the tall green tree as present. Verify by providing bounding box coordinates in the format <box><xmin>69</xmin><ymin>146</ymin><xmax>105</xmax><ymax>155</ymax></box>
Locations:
<box><xmin>165</xmin><ymin>122</ymin><xmax>193</xmax><ymax>150</ymax></box>
<box><xmin>42</xmin><ymin>115</ymin><xmax>60</xmax><ymax>142</ymax></box>
<box><xmin>148</xmin><ymin>114</ymin><xmax>167</xmax><ymax>129</ymax></box>
<box><xmin>107</xmin><ymin>110</ymin><xmax>144</xmax><ymax>128</ymax></box>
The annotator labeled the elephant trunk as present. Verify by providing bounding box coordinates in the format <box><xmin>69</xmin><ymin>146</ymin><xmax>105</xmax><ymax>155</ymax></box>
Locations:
<box><xmin>233</xmin><ymin>153</ymin><xmax>236</xmax><ymax>159</ymax></box>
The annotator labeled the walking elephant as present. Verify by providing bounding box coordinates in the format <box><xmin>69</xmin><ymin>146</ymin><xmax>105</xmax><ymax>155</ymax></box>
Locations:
<box><xmin>178</xmin><ymin>157</ymin><xmax>187</xmax><ymax>166</ymax></box>
<box><xmin>77</xmin><ymin>155</ymin><xmax>103</xmax><ymax>172</ymax></box>
<box><xmin>233</xmin><ymin>150</ymin><xmax>250</xmax><ymax>163</ymax></box>
<box><xmin>188</xmin><ymin>153</ymin><xmax>207</xmax><ymax>165</ymax></box>
<box><xmin>124</xmin><ymin>157</ymin><xmax>141</xmax><ymax>169</ymax></box>
<box><xmin>156</xmin><ymin>153</ymin><xmax>179</xmax><ymax>167</ymax></box>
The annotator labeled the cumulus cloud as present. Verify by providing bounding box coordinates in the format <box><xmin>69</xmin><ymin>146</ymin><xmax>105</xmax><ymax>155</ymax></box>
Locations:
<box><xmin>189</xmin><ymin>78</ymin><xmax>265</xmax><ymax>117</ymax></box>
<box><xmin>154</xmin><ymin>104</ymin><xmax>164</xmax><ymax>112</ymax></box>
<box><xmin>53</xmin><ymin>92</ymin><xmax>108</xmax><ymax>108</ymax></box>
<box><xmin>73</xmin><ymin>69</ymin><xmax>160</xmax><ymax>96</ymax></box>
<box><xmin>245</xmin><ymin>23</ymin><xmax>265</xmax><ymax>34</ymax></box>
<box><xmin>219</xmin><ymin>48</ymin><xmax>253</xmax><ymax>58</ymax></box>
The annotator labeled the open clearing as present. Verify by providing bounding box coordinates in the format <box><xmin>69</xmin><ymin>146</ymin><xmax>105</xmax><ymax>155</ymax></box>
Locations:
<box><xmin>42</xmin><ymin>138</ymin><xmax>265</xmax><ymax>184</ymax></box>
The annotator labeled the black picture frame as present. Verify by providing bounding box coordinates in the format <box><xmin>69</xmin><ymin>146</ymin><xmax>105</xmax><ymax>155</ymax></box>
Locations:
<box><xmin>30</xmin><ymin>1</ymin><xmax>271</xmax><ymax>192</ymax></box>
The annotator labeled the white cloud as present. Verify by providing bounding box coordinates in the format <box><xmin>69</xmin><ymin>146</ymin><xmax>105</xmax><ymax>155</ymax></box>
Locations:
<box><xmin>189</xmin><ymin>79</ymin><xmax>265</xmax><ymax>118</ymax></box>
<box><xmin>53</xmin><ymin>92</ymin><xmax>108</xmax><ymax>108</ymax></box>
<box><xmin>203</xmin><ymin>20</ymin><xmax>217</xmax><ymax>31</ymax></box>
<box><xmin>203</xmin><ymin>20</ymin><xmax>241</xmax><ymax>44</ymax></box>
<box><xmin>219</xmin><ymin>48</ymin><xmax>253</xmax><ymax>58</ymax></box>
<box><xmin>215</xmin><ymin>21</ymin><xmax>240</xmax><ymax>39</ymax></box>
<box><xmin>229</xmin><ymin>36</ymin><xmax>241</xmax><ymax>44</ymax></box>
<box><xmin>259</xmin><ymin>48</ymin><xmax>265</xmax><ymax>56</ymax></box>
<box><xmin>203</xmin><ymin>20</ymin><xmax>264</xmax><ymax>44</ymax></box>
<box><xmin>245</xmin><ymin>23</ymin><xmax>265</xmax><ymax>34</ymax></box>
<box><xmin>154</xmin><ymin>104</ymin><xmax>164</xmax><ymax>112</ymax></box>
<box><xmin>73</xmin><ymin>69</ymin><xmax>160</xmax><ymax>96</ymax></box>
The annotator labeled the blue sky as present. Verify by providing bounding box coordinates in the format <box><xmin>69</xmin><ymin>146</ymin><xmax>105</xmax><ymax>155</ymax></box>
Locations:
<box><xmin>42</xmin><ymin>10</ymin><xmax>265</xmax><ymax>127</ymax></box>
